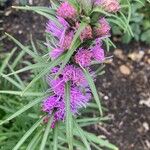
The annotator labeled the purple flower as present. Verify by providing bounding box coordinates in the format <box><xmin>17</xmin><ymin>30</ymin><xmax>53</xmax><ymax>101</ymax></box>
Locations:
<box><xmin>94</xmin><ymin>0</ymin><xmax>120</xmax><ymax>13</ymax></box>
<box><xmin>59</xmin><ymin>31</ymin><xmax>74</xmax><ymax>50</ymax></box>
<box><xmin>47</xmin><ymin>77</ymin><xmax>65</xmax><ymax>96</ymax></box>
<box><xmin>42</xmin><ymin>86</ymin><xmax>91</xmax><ymax>128</ymax></box>
<box><xmin>49</xmin><ymin>48</ymin><xmax>64</xmax><ymax>59</ymax></box>
<box><xmin>94</xmin><ymin>17</ymin><xmax>111</xmax><ymax>38</ymax></box>
<box><xmin>46</xmin><ymin>17</ymin><xmax>69</xmax><ymax>39</ymax></box>
<box><xmin>74</xmin><ymin>48</ymin><xmax>92</xmax><ymax>67</ymax></box>
<box><xmin>70</xmin><ymin>87</ymin><xmax>91</xmax><ymax>110</ymax></box>
<box><xmin>42</xmin><ymin>96</ymin><xmax>59</xmax><ymax>113</ymax></box>
<box><xmin>62</xmin><ymin>65</ymin><xmax>87</xmax><ymax>86</ymax></box>
<box><xmin>91</xmin><ymin>40</ymin><xmax>105</xmax><ymax>61</ymax></box>
<box><xmin>80</xmin><ymin>25</ymin><xmax>93</xmax><ymax>41</ymax></box>
<box><xmin>57</xmin><ymin>2</ymin><xmax>77</xmax><ymax>20</ymax></box>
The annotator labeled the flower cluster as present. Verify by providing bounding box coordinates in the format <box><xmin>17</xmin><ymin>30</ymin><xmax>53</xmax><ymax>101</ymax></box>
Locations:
<box><xmin>43</xmin><ymin>0</ymin><xmax>120</xmax><ymax>127</ymax></box>
<box><xmin>42</xmin><ymin>65</ymin><xmax>91</xmax><ymax>128</ymax></box>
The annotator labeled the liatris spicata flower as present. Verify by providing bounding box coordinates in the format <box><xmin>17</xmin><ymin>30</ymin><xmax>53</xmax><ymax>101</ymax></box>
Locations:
<box><xmin>49</xmin><ymin>48</ymin><xmax>64</xmax><ymax>59</ymax></box>
<box><xmin>57</xmin><ymin>1</ymin><xmax>77</xmax><ymax>20</ymax></box>
<box><xmin>94</xmin><ymin>17</ymin><xmax>111</xmax><ymax>38</ymax></box>
<box><xmin>74</xmin><ymin>48</ymin><xmax>93</xmax><ymax>67</ymax></box>
<box><xmin>80</xmin><ymin>25</ymin><xmax>93</xmax><ymax>41</ymax></box>
<box><xmin>62</xmin><ymin>65</ymin><xmax>87</xmax><ymax>86</ymax></box>
<box><xmin>94</xmin><ymin>0</ymin><xmax>120</xmax><ymax>13</ymax></box>
<box><xmin>59</xmin><ymin>31</ymin><xmax>74</xmax><ymax>50</ymax></box>
<box><xmin>46</xmin><ymin>17</ymin><xmax>69</xmax><ymax>39</ymax></box>
<box><xmin>43</xmin><ymin>0</ymin><xmax>121</xmax><ymax>128</ymax></box>
<box><xmin>91</xmin><ymin>40</ymin><xmax>105</xmax><ymax>62</ymax></box>
<box><xmin>46</xmin><ymin>17</ymin><xmax>74</xmax><ymax>59</ymax></box>
<box><xmin>42</xmin><ymin>64</ymin><xmax>92</xmax><ymax>127</ymax></box>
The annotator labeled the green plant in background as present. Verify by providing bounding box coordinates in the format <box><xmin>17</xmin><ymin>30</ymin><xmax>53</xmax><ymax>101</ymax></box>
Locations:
<box><xmin>112</xmin><ymin>0</ymin><xmax>150</xmax><ymax>44</ymax></box>
<box><xmin>0</xmin><ymin>0</ymin><xmax>134</xmax><ymax>149</ymax></box>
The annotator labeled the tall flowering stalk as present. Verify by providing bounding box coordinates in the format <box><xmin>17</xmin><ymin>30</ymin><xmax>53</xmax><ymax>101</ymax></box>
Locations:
<box><xmin>43</xmin><ymin>0</ymin><xmax>120</xmax><ymax>127</ymax></box>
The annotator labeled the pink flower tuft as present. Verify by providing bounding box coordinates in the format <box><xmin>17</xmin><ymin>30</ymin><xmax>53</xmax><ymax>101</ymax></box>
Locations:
<box><xmin>42</xmin><ymin>96</ymin><xmax>59</xmax><ymax>113</ymax></box>
<box><xmin>75</xmin><ymin>48</ymin><xmax>92</xmax><ymax>67</ymax></box>
<box><xmin>49</xmin><ymin>78</ymin><xmax>65</xmax><ymax>96</ymax></box>
<box><xmin>91</xmin><ymin>40</ymin><xmax>105</xmax><ymax>61</ymax></box>
<box><xmin>94</xmin><ymin>0</ymin><xmax>120</xmax><ymax>13</ymax></box>
<box><xmin>94</xmin><ymin>17</ymin><xmax>111</xmax><ymax>38</ymax></box>
<box><xmin>59</xmin><ymin>31</ymin><xmax>74</xmax><ymax>50</ymax></box>
<box><xmin>49</xmin><ymin>48</ymin><xmax>65</xmax><ymax>59</ymax></box>
<box><xmin>57</xmin><ymin>2</ymin><xmax>77</xmax><ymax>20</ymax></box>
<box><xmin>62</xmin><ymin>65</ymin><xmax>87</xmax><ymax>86</ymax></box>
<box><xmin>80</xmin><ymin>25</ymin><xmax>93</xmax><ymax>41</ymax></box>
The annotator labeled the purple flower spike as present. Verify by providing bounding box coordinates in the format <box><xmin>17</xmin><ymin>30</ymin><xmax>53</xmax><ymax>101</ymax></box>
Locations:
<box><xmin>49</xmin><ymin>48</ymin><xmax>65</xmax><ymax>59</ymax></box>
<box><xmin>91</xmin><ymin>41</ymin><xmax>105</xmax><ymax>62</ymax></box>
<box><xmin>94</xmin><ymin>17</ymin><xmax>111</xmax><ymax>38</ymax></box>
<box><xmin>42</xmin><ymin>96</ymin><xmax>59</xmax><ymax>113</ymax></box>
<box><xmin>59</xmin><ymin>31</ymin><xmax>74</xmax><ymax>50</ymax></box>
<box><xmin>62</xmin><ymin>65</ymin><xmax>87</xmax><ymax>86</ymax></box>
<box><xmin>75</xmin><ymin>48</ymin><xmax>92</xmax><ymax>67</ymax></box>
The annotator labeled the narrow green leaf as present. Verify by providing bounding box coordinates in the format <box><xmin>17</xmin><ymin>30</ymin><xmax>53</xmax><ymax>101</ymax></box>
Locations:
<box><xmin>40</xmin><ymin>116</ymin><xmax>53</xmax><ymax>150</ymax></box>
<box><xmin>26</xmin><ymin>128</ymin><xmax>43</xmax><ymax>150</ymax></box>
<box><xmin>1</xmin><ymin>73</ymin><xmax>23</xmax><ymax>90</ymax></box>
<box><xmin>22</xmin><ymin>54</ymin><xmax>65</xmax><ymax>95</ymax></box>
<box><xmin>81</xmin><ymin>67</ymin><xmax>103</xmax><ymax>116</ymax></box>
<box><xmin>5</xmin><ymin>33</ymin><xmax>40</xmax><ymax>60</ymax></box>
<box><xmin>13</xmin><ymin>117</ymin><xmax>44</xmax><ymax>150</ymax></box>
<box><xmin>0</xmin><ymin>97</ymin><xmax>44</xmax><ymax>125</ymax></box>
<box><xmin>65</xmin><ymin>82</ymin><xmax>73</xmax><ymax>150</ymax></box>
<box><xmin>74</xmin><ymin>120</ymin><xmax>91</xmax><ymax>150</ymax></box>
<box><xmin>0</xmin><ymin>90</ymin><xmax>44</xmax><ymax>96</ymax></box>
<box><xmin>6</xmin><ymin>63</ymin><xmax>47</xmax><ymax>76</ymax></box>
<box><xmin>12</xmin><ymin>50</ymin><xmax>25</xmax><ymax>69</ymax></box>
<box><xmin>84</xmin><ymin>131</ymin><xmax>118</xmax><ymax>150</ymax></box>
<box><xmin>0</xmin><ymin>47</ymin><xmax>16</xmax><ymax>74</ymax></box>
<box><xmin>53</xmin><ymin>123</ymin><xmax>58</xmax><ymax>150</ymax></box>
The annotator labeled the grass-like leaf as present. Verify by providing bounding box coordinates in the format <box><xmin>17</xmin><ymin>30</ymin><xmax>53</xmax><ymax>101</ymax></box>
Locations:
<box><xmin>65</xmin><ymin>82</ymin><xmax>73</xmax><ymax>150</ymax></box>
<box><xmin>81</xmin><ymin>67</ymin><xmax>103</xmax><ymax>116</ymax></box>
<box><xmin>22</xmin><ymin>54</ymin><xmax>65</xmax><ymax>95</ymax></box>
<box><xmin>13</xmin><ymin>117</ymin><xmax>44</xmax><ymax>150</ymax></box>
<box><xmin>0</xmin><ymin>97</ymin><xmax>44</xmax><ymax>125</ymax></box>
<box><xmin>26</xmin><ymin>128</ymin><xmax>43</xmax><ymax>150</ymax></box>
<box><xmin>40</xmin><ymin>115</ymin><xmax>53</xmax><ymax>150</ymax></box>
<box><xmin>74</xmin><ymin>120</ymin><xmax>91</xmax><ymax>150</ymax></box>
<box><xmin>53</xmin><ymin>123</ymin><xmax>58</xmax><ymax>150</ymax></box>
<box><xmin>5</xmin><ymin>33</ymin><xmax>41</xmax><ymax>60</ymax></box>
<box><xmin>0</xmin><ymin>47</ymin><xmax>17</xmax><ymax>74</ymax></box>
<box><xmin>0</xmin><ymin>90</ymin><xmax>44</xmax><ymax>96</ymax></box>
<box><xmin>84</xmin><ymin>131</ymin><xmax>118</xmax><ymax>150</ymax></box>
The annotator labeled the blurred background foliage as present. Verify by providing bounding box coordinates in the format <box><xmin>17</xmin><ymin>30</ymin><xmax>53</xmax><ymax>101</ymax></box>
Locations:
<box><xmin>112</xmin><ymin>0</ymin><xmax>150</xmax><ymax>45</ymax></box>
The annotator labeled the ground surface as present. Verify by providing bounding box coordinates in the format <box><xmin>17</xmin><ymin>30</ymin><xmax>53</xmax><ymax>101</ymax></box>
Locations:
<box><xmin>1</xmin><ymin>1</ymin><xmax>150</xmax><ymax>150</ymax></box>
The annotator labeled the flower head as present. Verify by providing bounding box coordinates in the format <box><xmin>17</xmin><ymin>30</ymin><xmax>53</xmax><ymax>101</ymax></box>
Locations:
<box><xmin>91</xmin><ymin>40</ymin><xmax>105</xmax><ymax>61</ymax></box>
<box><xmin>75</xmin><ymin>48</ymin><xmax>92</xmax><ymax>67</ymax></box>
<box><xmin>62</xmin><ymin>65</ymin><xmax>87</xmax><ymax>86</ymax></box>
<box><xmin>46</xmin><ymin>17</ymin><xmax>69</xmax><ymax>39</ymax></box>
<box><xmin>48</xmin><ymin>77</ymin><xmax>65</xmax><ymax>96</ymax></box>
<box><xmin>49</xmin><ymin>48</ymin><xmax>64</xmax><ymax>59</ymax></box>
<box><xmin>57</xmin><ymin>2</ymin><xmax>77</xmax><ymax>20</ymax></box>
<box><xmin>94</xmin><ymin>17</ymin><xmax>111</xmax><ymax>38</ymax></box>
<box><xmin>94</xmin><ymin>0</ymin><xmax>120</xmax><ymax>13</ymax></box>
<box><xmin>59</xmin><ymin>31</ymin><xmax>74</xmax><ymax>50</ymax></box>
<box><xmin>42</xmin><ymin>96</ymin><xmax>59</xmax><ymax>113</ymax></box>
<box><xmin>80</xmin><ymin>25</ymin><xmax>93</xmax><ymax>41</ymax></box>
